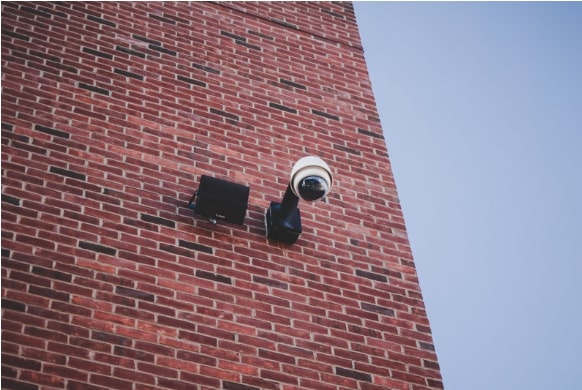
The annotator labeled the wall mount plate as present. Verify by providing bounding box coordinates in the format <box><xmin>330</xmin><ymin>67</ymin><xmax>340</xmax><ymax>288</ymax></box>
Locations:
<box><xmin>265</xmin><ymin>201</ymin><xmax>302</xmax><ymax>243</ymax></box>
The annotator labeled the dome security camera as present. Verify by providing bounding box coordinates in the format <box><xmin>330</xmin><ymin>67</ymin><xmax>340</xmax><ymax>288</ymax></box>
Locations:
<box><xmin>290</xmin><ymin>156</ymin><xmax>333</xmax><ymax>201</ymax></box>
<box><xmin>265</xmin><ymin>156</ymin><xmax>333</xmax><ymax>244</ymax></box>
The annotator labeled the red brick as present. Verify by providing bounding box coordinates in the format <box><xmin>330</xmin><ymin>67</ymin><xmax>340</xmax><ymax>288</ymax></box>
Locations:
<box><xmin>218</xmin><ymin>360</ymin><xmax>260</xmax><ymax>377</ymax></box>
<box><xmin>1</xmin><ymin>2</ymin><xmax>441</xmax><ymax>389</ymax></box>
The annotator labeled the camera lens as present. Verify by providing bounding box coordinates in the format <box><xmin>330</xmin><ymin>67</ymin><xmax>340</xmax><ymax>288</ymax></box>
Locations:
<box><xmin>298</xmin><ymin>176</ymin><xmax>328</xmax><ymax>201</ymax></box>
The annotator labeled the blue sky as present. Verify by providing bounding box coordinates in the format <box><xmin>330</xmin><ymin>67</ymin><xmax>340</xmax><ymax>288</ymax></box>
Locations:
<box><xmin>354</xmin><ymin>3</ymin><xmax>582</xmax><ymax>389</ymax></box>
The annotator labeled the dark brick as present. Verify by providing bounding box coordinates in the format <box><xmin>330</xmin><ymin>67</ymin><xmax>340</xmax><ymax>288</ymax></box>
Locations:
<box><xmin>132</xmin><ymin>34</ymin><xmax>161</xmax><ymax>46</ymax></box>
<box><xmin>280</xmin><ymin>78</ymin><xmax>307</xmax><ymax>90</ymax></box>
<box><xmin>360</xmin><ymin>302</ymin><xmax>395</xmax><ymax>317</ymax></box>
<box><xmin>77</xmin><ymin>82</ymin><xmax>110</xmax><ymax>96</ymax></box>
<box><xmin>1</xmin><ymin>354</ymin><xmax>41</xmax><ymax>371</ymax></box>
<box><xmin>268</xmin><ymin>102</ymin><xmax>297</xmax><ymax>114</ymax></box>
<box><xmin>423</xmin><ymin>359</ymin><xmax>440</xmax><ymax>370</ymax></box>
<box><xmin>356</xmin><ymin>269</ymin><xmax>387</xmax><ymax>283</ymax></box>
<box><xmin>428</xmin><ymin>379</ymin><xmax>444</xmax><ymax>388</ymax></box>
<box><xmin>221</xmin><ymin>30</ymin><xmax>246</xmax><ymax>42</ymax></box>
<box><xmin>0</xmin><ymin>378</ymin><xmax>38</xmax><ymax>390</ymax></box>
<box><xmin>333</xmin><ymin>143</ymin><xmax>361</xmax><ymax>156</ymax></box>
<box><xmin>29</xmin><ymin>50</ymin><xmax>59</xmax><ymax>62</ymax></box>
<box><xmin>49</xmin><ymin>166</ymin><xmax>86</xmax><ymax>181</ymax></box>
<box><xmin>196</xmin><ymin>270</ymin><xmax>231</xmax><ymax>285</ymax></box>
<box><xmin>335</xmin><ymin>367</ymin><xmax>372</xmax><ymax>382</ymax></box>
<box><xmin>11</xmin><ymin>140</ymin><xmax>46</xmax><ymax>155</ymax></box>
<box><xmin>1</xmin><ymin>299</ymin><xmax>26</xmax><ymax>312</ymax></box>
<box><xmin>20</xmin><ymin>6</ymin><xmax>52</xmax><ymax>18</ymax></box>
<box><xmin>78</xmin><ymin>241</ymin><xmax>117</xmax><ymax>256</ymax></box>
<box><xmin>2</xmin><ymin>365</ymin><xmax>17</xmax><ymax>378</ymax></box>
<box><xmin>270</xmin><ymin>18</ymin><xmax>298</xmax><ymax>29</ymax></box>
<box><xmin>178</xmin><ymin>239</ymin><xmax>213</xmax><ymax>254</ymax></box>
<box><xmin>312</xmin><ymin>109</ymin><xmax>340</xmax><ymax>121</ymax></box>
<box><xmin>149</xmin><ymin>13</ymin><xmax>176</xmax><ymax>24</ymax></box>
<box><xmin>2</xmin><ymin>194</ymin><xmax>21</xmax><ymax>206</ymax></box>
<box><xmin>419</xmin><ymin>341</ymin><xmax>435</xmax><ymax>351</ymax></box>
<box><xmin>192</xmin><ymin>63</ymin><xmax>220</xmax><ymax>74</ymax></box>
<box><xmin>248</xmin><ymin>30</ymin><xmax>274</xmax><ymax>40</ymax></box>
<box><xmin>38</xmin><ymin>6</ymin><xmax>67</xmax><ymax>18</ymax></box>
<box><xmin>209</xmin><ymin>108</ymin><xmax>239</xmax><ymax>121</ymax></box>
<box><xmin>31</xmin><ymin>266</ymin><xmax>72</xmax><ymax>282</ymax></box>
<box><xmin>148</xmin><ymin>44</ymin><xmax>176</xmax><ymax>56</ymax></box>
<box><xmin>87</xmin><ymin>15</ymin><xmax>116</xmax><ymax>28</ymax></box>
<box><xmin>34</xmin><ymin>124</ymin><xmax>70</xmax><ymax>139</ymax></box>
<box><xmin>82</xmin><ymin>47</ymin><xmax>113</xmax><ymax>60</ymax></box>
<box><xmin>358</xmin><ymin>128</ymin><xmax>384</xmax><ymax>139</ymax></box>
<box><xmin>2</xmin><ymin>30</ymin><xmax>31</xmax><ymax>41</ymax></box>
<box><xmin>177</xmin><ymin>75</ymin><xmax>206</xmax><ymax>87</ymax></box>
<box><xmin>140</xmin><ymin>214</ymin><xmax>175</xmax><ymax>228</ymax></box>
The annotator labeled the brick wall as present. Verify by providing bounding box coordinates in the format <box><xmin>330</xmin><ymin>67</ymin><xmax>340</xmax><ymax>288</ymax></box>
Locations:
<box><xmin>1</xmin><ymin>2</ymin><xmax>443</xmax><ymax>389</ymax></box>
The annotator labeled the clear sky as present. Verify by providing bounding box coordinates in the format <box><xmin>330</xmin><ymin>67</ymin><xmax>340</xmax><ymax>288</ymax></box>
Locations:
<box><xmin>354</xmin><ymin>2</ymin><xmax>582</xmax><ymax>389</ymax></box>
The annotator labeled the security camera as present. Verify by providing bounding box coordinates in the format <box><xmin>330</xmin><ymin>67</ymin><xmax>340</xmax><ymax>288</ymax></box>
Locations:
<box><xmin>290</xmin><ymin>156</ymin><xmax>333</xmax><ymax>201</ymax></box>
<box><xmin>265</xmin><ymin>156</ymin><xmax>333</xmax><ymax>244</ymax></box>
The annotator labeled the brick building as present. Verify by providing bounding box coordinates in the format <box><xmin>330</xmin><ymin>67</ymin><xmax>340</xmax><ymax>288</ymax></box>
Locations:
<box><xmin>1</xmin><ymin>2</ymin><xmax>443</xmax><ymax>389</ymax></box>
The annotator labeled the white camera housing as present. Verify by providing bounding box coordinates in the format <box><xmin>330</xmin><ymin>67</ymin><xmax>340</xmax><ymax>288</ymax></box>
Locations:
<box><xmin>265</xmin><ymin>156</ymin><xmax>333</xmax><ymax>243</ymax></box>
<box><xmin>290</xmin><ymin>156</ymin><xmax>333</xmax><ymax>201</ymax></box>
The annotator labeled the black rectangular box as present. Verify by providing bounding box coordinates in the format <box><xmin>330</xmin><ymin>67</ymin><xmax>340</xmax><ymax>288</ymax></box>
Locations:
<box><xmin>190</xmin><ymin>175</ymin><xmax>250</xmax><ymax>225</ymax></box>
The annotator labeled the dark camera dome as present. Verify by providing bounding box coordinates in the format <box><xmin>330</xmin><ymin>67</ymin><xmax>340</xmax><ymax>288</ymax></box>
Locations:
<box><xmin>298</xmin><ymin>176</ymin><xmax>329</xmax><ymax>201</ymax></box>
